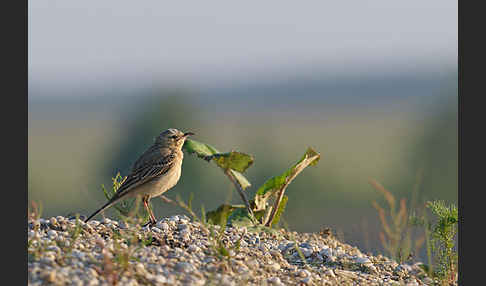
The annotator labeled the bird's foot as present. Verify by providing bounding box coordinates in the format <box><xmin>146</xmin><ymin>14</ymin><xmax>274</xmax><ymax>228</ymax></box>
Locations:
<box><xmin>142</xmin><ymin>219</ymin><xmax>157</xmax><ymax>228</ymax></box>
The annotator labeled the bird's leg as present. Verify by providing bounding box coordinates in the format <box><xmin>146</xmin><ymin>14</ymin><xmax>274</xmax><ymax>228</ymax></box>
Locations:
<box><xmin>142</xmin><ymin>197</ymin><xmax>157</xmax><ymax>227</ymax></box>
<box><xmin>147</xmin><ymin>201</ymin><xmax>157</xmax><ymax>225</ymax></box>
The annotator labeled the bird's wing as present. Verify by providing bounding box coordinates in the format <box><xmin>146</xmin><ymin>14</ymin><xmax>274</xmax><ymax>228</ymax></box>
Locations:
<box><xmin>112</xmin><ymin>152</ymin><xmax>177</xmax><ymax>200</ymax></box>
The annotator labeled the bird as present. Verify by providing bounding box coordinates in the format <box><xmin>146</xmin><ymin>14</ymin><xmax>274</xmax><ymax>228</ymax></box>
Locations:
<box><xmin>85</xmin><ymin>128</ymin><xmax>194</xmax><ymax>225</ymax></box>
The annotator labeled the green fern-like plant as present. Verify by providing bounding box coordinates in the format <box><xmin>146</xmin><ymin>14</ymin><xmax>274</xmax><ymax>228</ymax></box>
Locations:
<box><xmin>410</xmin><ymin>200</ymin><xmax>458</xmax><ymax>285</ymax></box>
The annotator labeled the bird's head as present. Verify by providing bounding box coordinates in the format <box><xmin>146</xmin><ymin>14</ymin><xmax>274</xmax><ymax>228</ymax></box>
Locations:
<box><xmin>156</xmin><ymin>128</ymin><xmax>195</xmax><ymax>150</ymax></box>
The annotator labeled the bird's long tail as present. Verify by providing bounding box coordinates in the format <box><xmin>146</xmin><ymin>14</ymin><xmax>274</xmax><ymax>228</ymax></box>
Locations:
<box><xmin>85</xmin><ymin>195</ymin><xmax>124</xmax><ymax>223</ymax></box>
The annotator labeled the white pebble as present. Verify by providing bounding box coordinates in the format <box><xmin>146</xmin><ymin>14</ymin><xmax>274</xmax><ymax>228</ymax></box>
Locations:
<box><xmin>301</xmin><ymin>248</ymin><xmax>313</xmax><ymax>257</ymax></box>
<box><xmin>298</xmin><ymin>269</ymin><xmax>311</xmax><ymax>278</ymax></box>
<box><xmin>157</xmin><ymin>222</ymin><xmax>170</xmax><ymax>231</ymax></box>
<box><xmin>355</xmin><ymin>257</ymin><xmax>373</xmax><ymax>266</ymax></box>
<box><xmin>153</xmin><ymin>275</ymin><xmax>167</xmax><ymax>284</ymax></box>
<box><xmin>267</xmin><ymin>277</ymin><xmax>282</xmax><ymax>284</ymax></box>
<box><xmin>47</xmin><ymin>230</ymin><xmax>57</xmax><ymax>238</ymax></box>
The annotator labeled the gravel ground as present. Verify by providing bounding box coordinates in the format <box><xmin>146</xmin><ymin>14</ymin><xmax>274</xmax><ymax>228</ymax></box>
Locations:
<box><xmin>28</xmin><ymin>215</ymin><xmax>439</xmax><ymax>286</ymax></box>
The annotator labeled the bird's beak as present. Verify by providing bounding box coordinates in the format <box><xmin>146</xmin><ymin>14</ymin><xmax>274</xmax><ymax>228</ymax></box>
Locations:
<box><xmin>183</xmin><ymin>132</ymin><xmax>195</xmax><ymax>137</ymax></box>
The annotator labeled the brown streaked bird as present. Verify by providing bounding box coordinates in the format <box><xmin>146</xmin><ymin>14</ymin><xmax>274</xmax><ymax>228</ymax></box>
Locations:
<box><xmin>85</xmin><ymin>128</ymin><xmax>194</xmax><ymax>225</ymax></box>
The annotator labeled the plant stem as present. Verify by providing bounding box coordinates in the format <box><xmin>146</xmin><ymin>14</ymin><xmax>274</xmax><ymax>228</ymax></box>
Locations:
<box><xmin>224</xmin><ymin>169</ymin><xmax>256</xmax><ymax>223</ymax></box>
<box><xmin>265</xmin><ymin>179</ymin><xmax>290</xmax><ymax>227</ymax></box>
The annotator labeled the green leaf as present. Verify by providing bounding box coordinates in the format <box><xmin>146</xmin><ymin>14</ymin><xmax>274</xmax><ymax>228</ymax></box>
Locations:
<box><xmin>230</xmin><ymin>169</ymin><xmax>252</xmax><ymax>190</ymax></box>
<box><xmin>254</xmin><ymin>147</ymin><xmax>320</xmax><ymax>211</ymax></box>
<box><xmin>183</xmin><ymin>138</ymin><xmax>221</xmax><ymax>158</ymax></box>
<box><xmin>206</xmin><ymin>204</ymin><xmax>245</xmax><ymax>225</ymax></box>
<box><xmin>183</xmin><ymin>139</ymin><xmax>253</xmax><ymax>190</ymax></box>
<box><xmin>270</xmin><ymin>195</ymin><xmax>288</xmax><ymax>227</ymax></box>
<box><xmin>184</xmin><ymin>139</ymin><xmax>254</xmax><ymax>173</ymax></box>
<box><xmin>227</xmin><ymin>208</ymin><xmax>256</xmax><ymax>227</ymax></box>
<box><xmin>206</xmin><ymin>152</ymin><xmax>254</xmax><ymax>173</ymax></box>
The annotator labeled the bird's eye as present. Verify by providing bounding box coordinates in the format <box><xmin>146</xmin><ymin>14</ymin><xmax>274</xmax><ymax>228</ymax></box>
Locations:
<box><xmin>171</xmin><ymin>135</ymin><xmax>178</xmax><ymax>139</ymax></box>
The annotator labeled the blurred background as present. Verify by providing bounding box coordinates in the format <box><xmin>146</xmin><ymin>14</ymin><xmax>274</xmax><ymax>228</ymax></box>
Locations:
<box><xmin>29</xmin><ymin>1</ymin><xmax>457</xmax><ymax>261</ymax></box>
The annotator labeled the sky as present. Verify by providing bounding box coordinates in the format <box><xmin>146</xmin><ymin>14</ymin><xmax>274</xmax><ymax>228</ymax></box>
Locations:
<box><xmin>29</xmin><ymin>0</ymin><xmax>457</xmax><ymax>93</ymax></box>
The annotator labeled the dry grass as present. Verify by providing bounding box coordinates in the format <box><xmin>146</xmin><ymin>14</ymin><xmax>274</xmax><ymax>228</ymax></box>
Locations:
<box><xmin>369</xmin><ymin>178</ymin><xmax>425</xmax><ymax>263</ymax></box>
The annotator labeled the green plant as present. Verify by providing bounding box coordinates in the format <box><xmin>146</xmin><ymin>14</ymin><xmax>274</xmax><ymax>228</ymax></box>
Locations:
<box><xmin>410</xmin><ymin>200</ymin><xmax>458</xmax><ymax>285</ymax></box>
<box><xmin>102</xmin><ymin>172</ymin><xmax>151</xmax><ymax>224</ymax></box>
<box><xmin>183</xmin><ymin>139</ymin><xmax>320</xmax><ymax>228</ymax></box>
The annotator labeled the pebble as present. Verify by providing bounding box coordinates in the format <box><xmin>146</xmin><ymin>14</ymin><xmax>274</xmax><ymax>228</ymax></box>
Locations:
<box><xmin>301</xmin><ymin>277</ymin><xmax>312</xmax><ymax>284</ymax></box>
<box><xmin>355</xmin><ymin>256</ymin><xmax>373</xmax><ymax>266</ymax></box>
<box><xmin>158</xmin><ymin>222</ymin><xmax>170</xmax><ymax>231</ymax></box>
<box><xmin>325</xmin><ymin>269</ymin><xmax>336</xmax><ymax>278</ymax></box>
<box><xmin>267</xmin><ymin>276</ymin><xmax>282</xmax><ymax>284</ymax></box>
<box><xmin>268</xmin><ymin>262</ymin><xmax>281</xmax><ymax>272</ymax></box>
<box><xmin>301</xmin><ymin>248</ymin><xmax>313</xmax><ymax>257</ymax></box>
<box><xmin>298</xmin><ymin>269</ymin><xmax>311</xmax><ymax>278</ymax></box>
<box><xmin>154</xmin><ymin>275</ymin><xmax>167</xmax><ymax>284</ymax></box>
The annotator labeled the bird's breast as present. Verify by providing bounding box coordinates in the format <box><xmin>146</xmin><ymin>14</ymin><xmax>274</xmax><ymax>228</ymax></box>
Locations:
<box><xmin>152</xmin><ymin>156</ymin><xmax>183</xmax><ymax>197</ymax></box>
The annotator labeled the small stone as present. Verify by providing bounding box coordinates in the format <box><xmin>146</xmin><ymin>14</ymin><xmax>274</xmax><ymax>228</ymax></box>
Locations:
<box><xmin>396</xmin><ymin>264</ymin><xmax>412</xmax><ymax>272</ymax></box>
<box><xmin>88</xmin><ymin>221</ymin><xmax>100</xmax><ymax>226</ymax></box>
<box><xmin>267</xmin><ymin>277</ymin><xmax>282</xmax><ymax>284</ymax></box>
<box><xmin>326</xmin><ymin>255</ymin><xmax>336</xmax><ymax>263</ymax></box>
<box><xmin>268</xmin><ymin>262</ymin><xmax>281</xmax><ymax>272</ymax></box>
<box><xmin>175</xmin><ymin>262</ymin><xmax>193</xmax><ymax>273</ymax></box>
<box><xmin>319</xmin><ymin>247</ymin><xmax>332</xmax><ymax>257</ymax></box>
<box><xmin>220</xmin><ymin>275</ymin><xmax>234</xmax><ymax>286</ymax></box>
<box><xmin>135</xmin><ymin>263</ymin><xmax>146</xmax><ymax>275</ymax></box>
<box><xmin>154</xmin><ymin>275</ymin><xmax>167</xmax><ymax>284</ymax></box>
<box><xmin>49</xmin><ymin>217</ymin><xmax>58</xmax><ymax>226</ymax></box>
<box><xmin>299</xmin><ymin>242</ymin><xmax>312</xmax><ymax>249</ymax></box>
<box><xmin>325</xmin><ymin>269</ymin><xmax>336</xmax><ymax>278</ymax></box>
<box><xmin>158</xmin><ymin>222</ymin><xmax>170</xmax><ymax>231</ymax></box>
<box><xmin>151</xmin><ymin>227</ymin><xmax>162</xmax><ymax>233</ymax></box>
<box><xmin>47</xmin><ymin>230</ymin><xmax>57</xmax><ymax>238</ymax></box>
<box><xmin>405</xmin><ymin>280</ymin><xmax>419</xmax><ymax>286</ymax></box>
<box><xmin>368</xmin><ymin>265</ymin><xmax>378</xmax><ymax>274</ymax></box>
<box><xmin>88</xmin><ymin>268</ymin><xmax>98</xmax><ymax>278</ymax></box>
<box><xmin>42</xmin><ymin>270</ymin><xmax>56</xmax><ymax>283</ymax></box>
<box><xmin>298</xmin><ymin>269</ymin><xmax>311</xmax><ymax>278</ymax></box>
<box><xmin>46</xmin><ymin>245</ymin><xmax>60</xmax><ymax>253</ymax></box>
<box><xmin>101</xmin><ymin>218</ymin><xmax>112</xmax><ymax>224</ymax></box>
<box><xmin>178</xmin><ymin>215</ymin><xmax>190</xmax><ymax>224</ymax></box>
<box><xmin>187</xmin><ymin>245</ymin><xmax>200</xmax><ymax>253</ymax></box>
<box><xmin>301</xmin><ymin>248</ymin><xmax>313</xmax><ymax>257</ymax></box>
<box><xmin>301</xmin><ymin>277</ymin><xmax>312</xmax><ymax>284</ymax></box>
<box><xmin>355</xmin><ymin>256</ymin><xmax>373</xmax><ymax>266</ymax></box>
